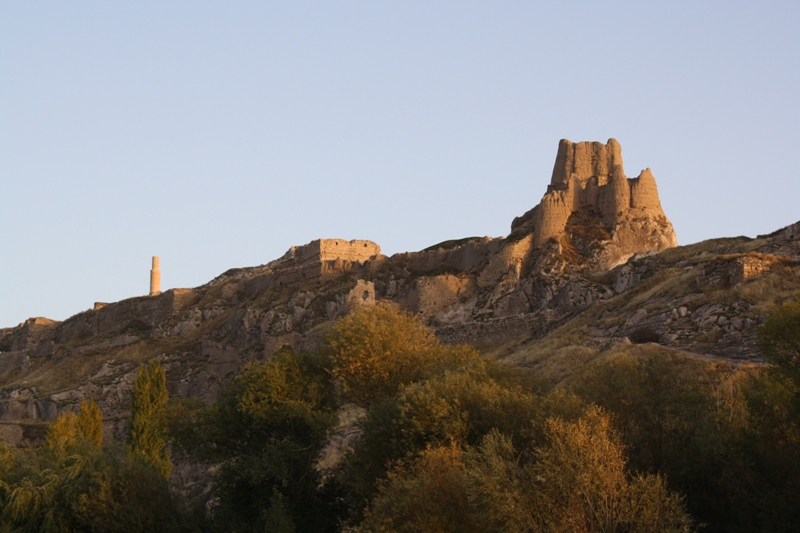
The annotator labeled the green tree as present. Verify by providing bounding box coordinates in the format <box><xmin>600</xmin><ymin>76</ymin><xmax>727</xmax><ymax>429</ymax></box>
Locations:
<box><xmin>523</xmin><ymin>407</ymin><xmax>694</xmax><ymax>533</ymax></box>
<box><xmin>73</xmin><ymin>452</ymin><xmax>189</xmax><ymax>533</ymax></box>
<box><xmin>759</xmin><ymin>295</ymin><xmax>800</xmax><ymax>388</ymax></box>
<box><xmin>78</xmin><ymin>399</ymin><xmax>104</xmax><ymax>446</ymax></box>
<box><xmin>0</xmin><ymin>443</ymin><xmax>189</xmax><ymax>533</ymax></box>
<box><xmin>570</xmin><ymin>344</ymin><xmax>800</xmax><ymax>532</ymax></box>
<box><xmin>357</xmin><ymin>445</ymin><xmax>482</xmax><ymax>533</ymax></box>
<box><xmin>130</xmin><ymin>359</ymin><xmax>171</xmax><ymax>478</ymax></box>
<box><xmin>359</xmin><ymin>408</ymin><xmax>694</xmax><ymax>533</ymax></box>
<box><xmin>570</xmin><ymin>347</ymin><xmax>716</xmax><ymax>475</ymax></box>
<box><xmin>46</xmin><ymin>399</ymin><xmax>104</xmax><ymax>452</ymax></box>
<box><xmin>339</xmin><ymin>361</ymin><xmax>583</xmax><ymax>520</ymax></box>
<box><xmin>170</xmin><ymin>350</ymin><xmax>341</xmax><ymax>533</ymax></box>
<box><xmin>324</xmin><ymin>305</ymin><xmax>479</xmax><ymax>407</ymax></box>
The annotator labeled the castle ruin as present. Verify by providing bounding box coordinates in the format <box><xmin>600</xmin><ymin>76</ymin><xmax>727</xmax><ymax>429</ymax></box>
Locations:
<box><xmin>512</xmin><ymin>138</ymin><xmax>677</xmax><ymax>268</ymax></box>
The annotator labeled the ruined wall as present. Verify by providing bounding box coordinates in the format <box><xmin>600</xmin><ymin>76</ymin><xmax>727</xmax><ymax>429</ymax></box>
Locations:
<box><xmin>288</xmin><ymin>239</ymin><xmax>380</xmax><ymax>267</ymax></box>
<box><xmin>478</xmin><ymin>235</ymin><xmax>534</xmax><ymax>288</ymax></box>
<box><xmin>319</xmin><ymin>239</ymin><xmax>381</xmax><ymax>263</ymax></box>
<box><xmin>392</xmin><ymin>237</ymin><xmax>502</xmax><ymax>274</ymax></box>
<box><xmin>403</xmin><ymin>274</ymin><xmax>476</xmax><ymax>319</ymax></box>
<box><xmin>512</xmin><ymin>139</ymin><xmax>677</xmax><ymax>263</ymax></box>
<box><xmin>733</xmin><ymin>254</ymin><xmax>786</xmax><ymax>284</ymax></box>
<box><xmin>261</xmin><ymin>239</ymin><xmax>382</xmax><ymax>288</ymax></box>
<box><xmin>435</xmin><ymin>313</ymin><xmax>547</xmax><ymax>348</ymax></box>
<box><xmin>0</xmin><ymin>317</ymin><xmax>59</xmax><ymax>353</ymax></box>
<box><xmin>550</xmin><ymin>138</ymin><xmax>625</xmax><ymax>186</ymax></box>
<box><xmin>55</xmin><ymin>288</ymin><xmax>197</xmax><ymax>345</ymax></box>
<box><xmin>698</xmin><ymin>253</ymin><xmax>786</xmax><ymax>286</ymax></box>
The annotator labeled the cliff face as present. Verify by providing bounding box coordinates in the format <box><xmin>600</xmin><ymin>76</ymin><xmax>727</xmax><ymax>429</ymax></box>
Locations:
<box><xmin>3</xmin><ymin>139</ymin><xmax>798</xmax><ymax>451</ymax></box>
<box><xmin>512</xmin><ymin>138</ymin><xmax>677</xmax><ymax>269</ymax></box>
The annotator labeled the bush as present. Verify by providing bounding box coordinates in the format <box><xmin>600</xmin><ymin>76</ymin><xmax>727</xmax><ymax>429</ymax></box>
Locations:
<box><xmin>324</xmin><ymin>305</ymin><xmax>480</xmax><ymax>407</ymax></box>
<box><xmin>170</xmin><ymin>349</ymin><xmax>342</xmax><ymax>533</ymax></box>
<box><xmin>758</xmin><ymin>296</ymin><xmax>800</xmax><ymax>388</ymax></box>
<box><xmin>358</xmin><ymin>408</ymin><xmax>694</xmax><ymax>533</ymax></box>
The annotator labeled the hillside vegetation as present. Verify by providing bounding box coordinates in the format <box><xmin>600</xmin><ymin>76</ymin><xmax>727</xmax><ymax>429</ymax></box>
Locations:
<box><xmin>3</xmin><ymin>304</ymin><xmax>800</xmax><ymax>532</ymax></box>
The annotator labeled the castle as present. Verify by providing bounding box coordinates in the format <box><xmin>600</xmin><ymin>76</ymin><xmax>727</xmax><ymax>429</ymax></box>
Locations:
<box><xmin>512</xmin><ymin>138</ymin><xmax>677</xmax><ymax>268</ymax></box>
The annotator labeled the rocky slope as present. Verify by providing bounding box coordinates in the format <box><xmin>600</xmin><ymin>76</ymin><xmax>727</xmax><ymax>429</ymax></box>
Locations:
<box><xmin>1</xmin><ymin>139</ymin><xmax>799</xmax><ymax>449</ymax></box>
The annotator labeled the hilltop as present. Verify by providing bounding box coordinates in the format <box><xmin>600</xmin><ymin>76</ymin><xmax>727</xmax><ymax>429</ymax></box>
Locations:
<box><xmin>1</xmin><ymin>138</ymin><xmax>799</xmax><ymax>447</ymax></box>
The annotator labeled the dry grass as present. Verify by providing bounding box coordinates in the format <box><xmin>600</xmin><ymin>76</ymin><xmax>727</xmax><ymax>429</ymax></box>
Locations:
<box><xmin>617</xmin><ymin>268</ymin><xmax>693</xmax><ymax>312</ymax></box>
<box><xmin>656</xmin><ymin>236</ymin><xmax>765</xmax><ymax>264</ymax></box>
<box><xmin>680</xmin><ymin>263</ymin><xmax>800</xmax><ymax>314</ymax></box>
<box><xmin>508</xmin><ymin>344</ymin><xmax>600</xmax><ymax>387</ymax></box>
<box><xmin>6</xmin><ymin>337</ymin><xmax>191</xmax><ymax>395</ymax></box>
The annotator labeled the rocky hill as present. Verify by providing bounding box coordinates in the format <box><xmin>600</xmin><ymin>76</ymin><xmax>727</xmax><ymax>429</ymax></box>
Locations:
<box><xmin>2</xmin><ymin>138</ymin><xmax>799</xmax><ymax>448</ymax></box>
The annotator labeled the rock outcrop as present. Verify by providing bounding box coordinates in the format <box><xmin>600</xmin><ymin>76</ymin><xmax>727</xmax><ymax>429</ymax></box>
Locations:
<box><xmin>512</xmin><ymin>138</ymin><xmax>677</xmax><ymax>269</ymax></box>
<box><xmin>10</xmin><ymin>139</ymin><xmax>799</xmax><ymax>451</ymax></box>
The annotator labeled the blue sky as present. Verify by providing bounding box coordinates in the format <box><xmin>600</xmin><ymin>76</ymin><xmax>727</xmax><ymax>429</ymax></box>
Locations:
<box><xmin>2</xmin><ymin>2</ymin><xmax>799</xmax><ymax>327</ymax></box>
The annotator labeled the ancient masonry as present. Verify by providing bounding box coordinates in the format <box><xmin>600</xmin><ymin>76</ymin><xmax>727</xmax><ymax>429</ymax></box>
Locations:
<box><xmin>512</xmin><ymin>138</ymin><xmax>676</xmax><ymax>249</ymax></box>
<box><xmin>150</xmin><ymin>256</ymin><xmax>161</xmax><ymax>296</ymax></box>
<box><xmin>264</xmin><ymin>239</ymin><xmax>382</xmax><ymax>288</ymax></box>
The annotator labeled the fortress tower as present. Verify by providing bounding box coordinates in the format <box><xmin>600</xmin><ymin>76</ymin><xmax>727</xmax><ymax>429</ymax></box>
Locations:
<box><xmin>511</xmin><ymin>138</ymin><xmax>677</xmax><ymax>268</ymax></box>
<box><xmin>149</xmin><ymin>256</ymin><xmax>161</xmax><ymax>296</ymax></box>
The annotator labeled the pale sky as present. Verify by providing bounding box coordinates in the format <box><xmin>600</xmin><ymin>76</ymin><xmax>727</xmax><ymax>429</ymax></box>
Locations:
<box><xmin>2</xmin><ymin>2</ymin><xmax>799</xmax><ymax>328</ymax></box>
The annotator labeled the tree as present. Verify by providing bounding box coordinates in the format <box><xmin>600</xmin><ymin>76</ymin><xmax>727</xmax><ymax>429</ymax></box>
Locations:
<box><xmin>570</xmin><ymin>347</ymin><xmax>716</xmax><ymax>474</ymax></box>
<box><xmin>339</xmin><ymin>362</ymin><xmax>584</xmax><ymax>520</ymax></box>
<box><xmin>170</xmin><ymin>349</ymin><xmax>342</xmax><ymax>533</ymax></box>
<box><xmin>357</xmin><ymin>445</ymin><xmax>483</xmax><ymax>533</ymax></box>
<box><xmin>758</xmin><ymin>295</ymin><xmax>800</xmax><ymax>388</ymax></box>
<box><xmin>324</xmin><ymin>305</ymin><xmax>479</xmax><ymax>407</ymax></box>
<box><xmin>130</xmin><ymin>359</ymin><xmax>171</xmax><ymax>478</ymax></box>
<box><xmin>525</xmin><ymin>407</ymin><xmax>693</xmax><ymax>533</ymax></box>
<box><xmin>358</xmin><ymin>408</ymin><xmax>694</xmax><ymax>533</ymax></box>
<box><xmin>46</xmin><ymin>399</ymin><xmax>104</xmax><ymax>451</ymax></box>
<box><xmin>78</xmin><ymin>399</ymin><xmax>104</xmax><ymax>446</ymax></box>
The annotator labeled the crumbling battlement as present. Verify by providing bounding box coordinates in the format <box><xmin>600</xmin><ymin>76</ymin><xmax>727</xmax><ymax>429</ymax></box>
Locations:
<box><xmin>285</xmin><ymin>239</ymin><xmax>381</xmax><ymax>267</ymax></box>
<box><xmin>391</xmin><ymin>237</ymin><xmax>502</xmax><ymax>275</ymax></box>
<box><xmin>245</xmin><ymin>239</ymin><xmax>383</xmax><ymax>291</ymax></box>
<box><xmin>55</xmin><ymin>288</ymin><xmax>197</xmax><ymax>346</ymax></box>
<box><xmin>0</xmin><ymin>317</ymin><xmax>60</xmax><ymax>354</ymax></box>
<box><xmin>511</xmin><ymin>139</ymin><xmax>677</xmax><ymax>267</ymax></box>
<box><xmin>699</xmin><ymin>253</ymin><xmax>790</xmax><ymax>287</ymax></box>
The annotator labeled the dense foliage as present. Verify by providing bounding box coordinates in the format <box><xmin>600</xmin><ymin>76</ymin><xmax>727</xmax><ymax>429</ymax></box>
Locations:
<box><xmin>3</xmin><ymin>302</ymin><xmax>800</xmax><ymax>531</ymax></box>
<box><xmin>170</xmin><ymin>349</ymin><xmax>342</xmax><ymax>533</ymax></box>
<box><xmin>323</xmin><ymin>305</ymin><xmax>478</xmax><ymax>407</ymax></box>
<box><xmin>0</xmin><ymin>398</ymin><xmax>186</xmax><ymax>533</ymax></box>
<box><xmin>130</xmin><ymin>359</ymin><xmax>172</xmax><ymax>478</ymax></box>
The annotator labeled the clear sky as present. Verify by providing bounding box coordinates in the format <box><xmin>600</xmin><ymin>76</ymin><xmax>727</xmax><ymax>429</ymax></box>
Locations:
<box><xmin>2</xmin><ymin>2</ymin><xmax>799</xmax><ymax>328</ymax></box>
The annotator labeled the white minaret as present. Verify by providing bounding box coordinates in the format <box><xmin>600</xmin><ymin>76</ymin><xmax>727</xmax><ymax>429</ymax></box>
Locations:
<box><xmin>149</xmin><ymin>256</ymin><xmax>161</xmax><ymax>296</ymax></box>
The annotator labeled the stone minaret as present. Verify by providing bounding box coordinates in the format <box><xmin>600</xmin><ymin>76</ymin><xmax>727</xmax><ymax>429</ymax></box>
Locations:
<box><xmin>149</xmin><ymin>256</ymin><xmax>161</xmax><ymax>296</ymax></box>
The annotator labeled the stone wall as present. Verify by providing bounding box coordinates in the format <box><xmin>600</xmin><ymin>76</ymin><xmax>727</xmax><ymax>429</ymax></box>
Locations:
<box><xmin>478</xmin><ymin>235</ymin><xmax>534</xmax><ymax>288</ymax></box>
<box><xmin>288</xmin><ymin>239</ymin><xmax>380</xmax><ymax>267</ymax></box>
<box><xmin>699</xmin><ymin>253</ymin><xmax>786</xmax><ymax>286</ymax></box>
<box><xmin>0</xmin><ymin>317</ymin><xmax>59</xmax><ymax>353</ymax></box>
<box><xmin>55</xmin><ymin>288</ymin><xmax>197</xmax><ymax>345</ymax></box>
<box><xmin>403</xmin><ymin>274</ymin><xmax>476</xmax><ymax>319</ymax></box>
<box><xmin>258</xmin><ymin>239</ymin><xmax>382</xmax><ymax>288</ymax></box>
<box><xmin>435</xmin><ymin>313</ymin><xmax>549</xmax><ymax>348</ymax></box>
<box><xmin>734</xmin><ymin>254</ymin><xmax>784</xmax><ymax>284</ymax></box>
<box><xmin>392</xmin><ymin>238</ymin><xmax>502</xmax><ymax>274</ymax></box>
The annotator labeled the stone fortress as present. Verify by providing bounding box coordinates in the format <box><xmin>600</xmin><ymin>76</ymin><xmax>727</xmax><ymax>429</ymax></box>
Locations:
<box><xmin>512</xmin><ymin>138</ymin><xmax>677</xmax><ymax>268</ymax></box>
<box><xmin>0</xmin><ymin>138</ymin><xmax>675</xmax><ymax>358</ymax></box>
<box><xmin>5</xmin><ymin>138</ymin><xmax>799</xmax><ymax>448</ymax></box>
<box><xmin>273</xmin><ymin>239</ymin><xmax>381</xmax><ymax>286</ymax></box>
